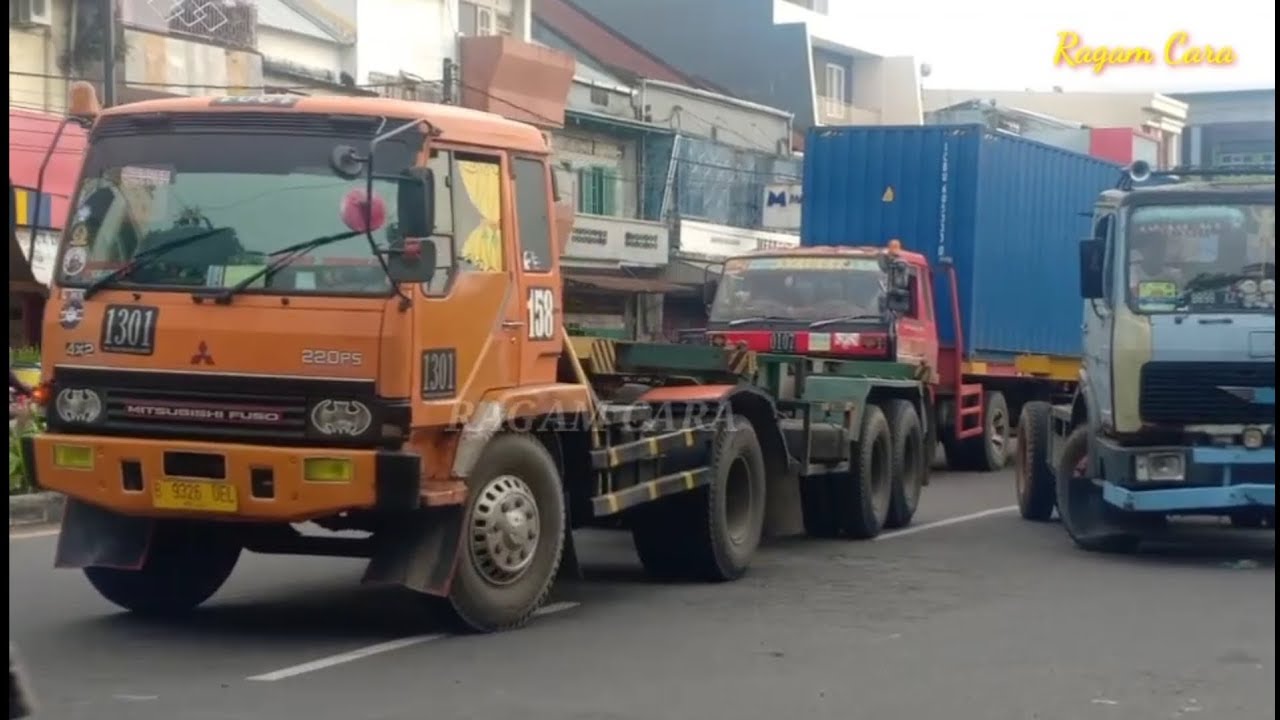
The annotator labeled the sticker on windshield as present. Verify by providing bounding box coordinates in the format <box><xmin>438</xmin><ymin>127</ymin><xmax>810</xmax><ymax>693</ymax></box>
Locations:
<box><xmin>61</xmin><ymin>246</ymin><xmax>88</xmax><ymax>277</ymax></box>
<box><xmin>746</xmin><ymin>257</ymin><xmax>880</xmax><ymax>271</ymax></box>
<box><xmin>73</xmin><ymin>204</ymin><xmax>92</xmax><ymax>224</ymax></box>
<box><xmin>120</xmin><ymin>166</ymin><xmax>172</xmax><ymax>188</ymax></box>
<box><xmin>1136</xmin><ymin>280</ymin><xmax>1178</xmax><ymax>310</ymax></box>
<box><xmin>207</xmin><ymin>265</ymin><xmax>267</xmax><ymax>289</ymax></box>
<box><xmin>69</xmin><ymin>221</ymin><xmax>92</xmax><ymax>245</ymax></box>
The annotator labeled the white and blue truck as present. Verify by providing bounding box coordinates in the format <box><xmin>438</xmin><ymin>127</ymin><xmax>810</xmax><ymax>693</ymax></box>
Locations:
<box><xmin>1015</xmin><ymin>162</ymin><xmax>1275</xmax><ymax>550</ymax></box>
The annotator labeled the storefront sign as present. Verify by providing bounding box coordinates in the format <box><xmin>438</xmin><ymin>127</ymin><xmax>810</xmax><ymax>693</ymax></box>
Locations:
<box><xmin>762</xmin><ymin>183</ymin><xmax>803</xmax><ymax>231</ymax></box>
<box><xmin>677</xmin><ymin>219</ymin><xmax>799</xmax><ymax>259</ymax></box>
<box><xmin>564</xmin><ymin>214</ymin><xmax>669</xmax><ymax>268</ymax></box>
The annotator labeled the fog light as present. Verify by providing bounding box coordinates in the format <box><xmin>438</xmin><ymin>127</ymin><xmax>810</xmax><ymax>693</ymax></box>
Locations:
<box><xmin>303</xmin><ymin>457</ymin><xmax>354</xmax><ymax>483</ymax></box>
<box><xmin>1135</xmin><ymin>452</ymin><xmax>1184</xmax><ymax>482</ymax></box>
<box><xmin>1242</xmin><ymin>427</ymin><xmax>1265</xmax><ymax>449</ymax></box>
<box><xmin>53</xmin><ymin>444</ymin><xmax>94</xmax><ymax>471</ymax></box>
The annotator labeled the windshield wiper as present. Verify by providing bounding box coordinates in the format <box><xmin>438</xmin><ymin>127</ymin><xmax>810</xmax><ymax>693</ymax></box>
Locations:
<box><xmin>726</xmin><ymin>315</ymin><xmax>795</xmax><ymax>327</ymax></box>
<box><xmin>198</xmin><ymin>229</ymin><xmax>363</xmax><ymax>305</ymax></box>
<box><xmin>809</xmin><ymin>314</ymin><xmax>883</xmax><ymax>329</ymax></box>
<box><xmin>81</xmin><ymin>226</ymin><xmax>230</xmax><ymax>300</ymax></box>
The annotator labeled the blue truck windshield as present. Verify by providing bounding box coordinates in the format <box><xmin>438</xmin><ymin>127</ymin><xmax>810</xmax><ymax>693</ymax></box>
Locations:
<box><xmin>709</xmin><ymin>255</ymin><xmax>886</xmax><ymax>324</ymax></box>
<box><xmin>1126</xmin><ymin>203</ymin><xmax>1275</xmax><ymax>314</ymax></box>
<box><xmin>57</xmin><ymin>131</ymin><xmax>422</xmax><ymax>296</ymax></box>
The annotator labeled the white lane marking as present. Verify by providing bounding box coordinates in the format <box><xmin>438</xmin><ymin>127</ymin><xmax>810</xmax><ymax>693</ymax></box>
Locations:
<box><xmin>8</xmin><ymin>527</ymin><xmax>59</xmax><ymax>541</ymax></box>
<box><xmin>875</xmin><ymin>505</ymin><xmax>1018</xmax><ymax>542</ymax></box>
<box><xmin>246</xmin><ymin>600</ymin><xmax>580</xmax><ymax>682</ymax></box>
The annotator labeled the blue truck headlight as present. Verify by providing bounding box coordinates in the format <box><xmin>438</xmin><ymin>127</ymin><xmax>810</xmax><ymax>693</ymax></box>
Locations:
<box><xmin>1135</xmin><ymin>452</ymin><xmax>1185</xmax><ymax>482</ymax></box>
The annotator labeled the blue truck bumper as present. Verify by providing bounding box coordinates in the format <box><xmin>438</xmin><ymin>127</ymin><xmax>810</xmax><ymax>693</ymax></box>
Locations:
<box><xmin>1099</xmin><ymin>446</ymin><xmax>1275</xmax><ymax>514</ymax></box>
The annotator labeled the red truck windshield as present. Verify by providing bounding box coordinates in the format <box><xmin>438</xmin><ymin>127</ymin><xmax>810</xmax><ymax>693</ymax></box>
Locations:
<box><xmin>709</xmin><ymin>255</ymin><xmax>886</xmax><ymax>324</ymax></box>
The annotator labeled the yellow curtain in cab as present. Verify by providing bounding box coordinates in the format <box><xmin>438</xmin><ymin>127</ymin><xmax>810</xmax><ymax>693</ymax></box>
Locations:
<box><xmin>457</xmin><ymin>161</ymin><xmax>504</xmax><ymax>272</ymax></box>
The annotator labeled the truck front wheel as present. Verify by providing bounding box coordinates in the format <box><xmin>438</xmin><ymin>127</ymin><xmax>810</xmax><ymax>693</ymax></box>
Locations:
<box><xmin>1015</xmin><ymin>401</ymin><xmax>1057</xmax><ymax>522</ymax></box>
<box><xmin>84</xmin><ymin>522</ymin><xmax>241</xmax><ymax>616</ymax></box>
<box><xmin>1055</xmin><ymin>427</ymin><xmax>1140</xmax><ymax>554</ymax></box>
<box><xmin>448</xmin><ymin>433</ymin><xmax>566</xmax><ymax>633</ymax></box>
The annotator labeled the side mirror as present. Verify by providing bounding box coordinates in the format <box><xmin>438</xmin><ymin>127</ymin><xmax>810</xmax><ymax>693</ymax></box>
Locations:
<box><xmin>386</xmin><ymin>235</ymin><xmax>438</xmax><ymax>285</ymax></box>
<box><xmin>886</xmin><ymin>259</ymin><xmax>911</xmax><ymax>290</ymax></box>
<box><xmin>553</xmin><ymin>200</ymin><xmax>575</xmax><ymax>259</ymax></box>
<box><xmin>1078</xmin><ymin>238</ymin><xmax>1106</xmax><ymax>299</ymax></box>
<box><xmin>885</xmin><ymin>287</ymin><xmax>912</xmax><ymax>314</ymax></box>
<box><xmin>396</xmin><ymin>167</ymin><xmax>435</xmax><ymax>239</ymax></box>
<box><xmin>702</xmin><ymin>262</ymin><xmax>724</xmax><ymax>308</ymax></box>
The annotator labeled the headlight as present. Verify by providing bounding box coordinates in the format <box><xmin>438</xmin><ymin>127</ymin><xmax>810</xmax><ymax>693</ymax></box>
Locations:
<box><xmin>309</xmin><ymin>399</ymin><xmax>373</xmax><ymax>437</ymax></box>
<box><xmin>54</xmin><ymin>388</ymin><xmax>103</xmax><ymax>424</ymax></box>
<box><xmin>1135</xmin><ymin>452</ymin><xmax>1184</xmax><ymax>482</ymax></box>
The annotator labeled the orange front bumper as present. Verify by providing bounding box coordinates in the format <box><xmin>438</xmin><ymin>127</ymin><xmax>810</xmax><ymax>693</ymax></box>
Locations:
<box><xmin>29</xmin><ymin>433</ymin><xmax>422</xmax><ymax>522</ymax></box>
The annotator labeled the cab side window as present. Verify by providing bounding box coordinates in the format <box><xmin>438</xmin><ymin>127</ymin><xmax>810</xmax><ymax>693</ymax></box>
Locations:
<box><xmin>513</xmin><ymin>158</ymin><xmax>554</xmax><ymax>273</ymax></box>
<box><xmin>421</xmin><ymin>150</ymin><xmax>506</xmax><ymax>295</ymax></box>
<box><xmin>1092</xmin><ymin>213</ymin><xmax>1115</xmax><ymax>300</ymax></box>
<box><xmin>903</xmin><ymin>268</ymin><xmax>921</xmax><ymax>319</ymax></box>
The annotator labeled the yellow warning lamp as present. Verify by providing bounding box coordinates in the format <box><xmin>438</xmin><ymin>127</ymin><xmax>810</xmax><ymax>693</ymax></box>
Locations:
<box><xmin>67</xmin><ymin>81</ymin><xmax>102</xmax><ymax>120</ymax></box>
<box><xmin>886</xmin><ymin>239</ymin><xmax>902</xmax><ymax>255</ymax></box>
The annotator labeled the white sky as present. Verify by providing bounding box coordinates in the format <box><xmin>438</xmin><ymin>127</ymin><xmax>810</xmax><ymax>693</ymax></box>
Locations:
<box><xmin>831</xmin><ymin>0</ymin><xmax>1276</xmax><ymax>93</ymax></box>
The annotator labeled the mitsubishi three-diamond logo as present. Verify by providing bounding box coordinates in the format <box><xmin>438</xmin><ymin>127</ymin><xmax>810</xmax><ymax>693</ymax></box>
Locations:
<box><xmin>1218</xmin><ymin>385</ymin><xmax>1276</xmax><ymax>406</ymax></box>
<box><xmin>147</xmin><ymin>0</ymin><xmax>229</xmax><ymax>31</ymax></box>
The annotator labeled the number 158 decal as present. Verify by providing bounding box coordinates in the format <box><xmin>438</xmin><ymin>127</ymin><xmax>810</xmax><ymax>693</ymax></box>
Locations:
<box><xmin>526</xmin><ymin>288</ymin><xmax>556</xmax><ymax>341</ymax></box>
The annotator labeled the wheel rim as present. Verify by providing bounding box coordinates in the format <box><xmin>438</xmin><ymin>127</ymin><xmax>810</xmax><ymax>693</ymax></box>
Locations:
<box><xmin>724</xmin><ymin>457</ymin><xmax>752</xmax><ymax>545</ymax></box>
<box><xmin>871</xmin><ymin>436</ymin><xmax>892</xmax><ymax>516</ymax></box>
<box><xmin>988</xmin><ymin>406</ymin><xmax>1008</xmax><ymax>457</ymax></box>
<box><xmin>468</xmin><ymin>474</ymin><xmax>541</xmax><ymax>586</ymax></box>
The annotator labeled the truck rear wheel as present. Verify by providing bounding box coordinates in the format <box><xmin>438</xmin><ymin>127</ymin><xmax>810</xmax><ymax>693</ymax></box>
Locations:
<box><xmin>1055</xmin><ymin>426</ymin><xmax>1140</xmax><ymax>554</ymax></box>
<box><xmin>883</xmin><ymin>399</ymin><xmax>925</xmax><ymax>530</ymax></box>
<box><xmin>83</xmin><ymin>523</ymin><xmax>241</xmax><ymax>616</ymax></box>
<box><xmin>631</xmin><ymin>413</ymin><xmax>766</xmax><ymax>581</ymax></box>
<box><xmin>448</xmin><ymin>433</ymin><xmax>566</xmax><ymax>633</ymax></box>
<box><xmin>840</xmin><ymin>405</ymin><xmax>892</xmax><ymax>539</ymax></box>
<box><xmin>1015</xmin><ymin>401</ymin><xmax>1057</xmax><ymax>522</ymax></box>
<box><xmin>946</xmin><ymin>390</ymin><xmax>1011</xmax><ymax>472</ymax></box>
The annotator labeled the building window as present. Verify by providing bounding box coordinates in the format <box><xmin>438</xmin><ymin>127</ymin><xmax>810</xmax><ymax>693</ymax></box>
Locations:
<box><xmin>460</xmin><ymin>0</ymin><xmax>514</xmax><ymax>37</ymax></box>
<box><xmin>577</xmin><ymin>166</ymin><xmax>619</xmax><ymax>216</ymax></box>
<box><xmin>824</xmin><ymin>63</ymin><xmax>846</xmax><ymax>119</ymax></box>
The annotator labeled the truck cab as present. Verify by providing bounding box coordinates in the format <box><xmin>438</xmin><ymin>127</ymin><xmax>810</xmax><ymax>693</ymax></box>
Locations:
<box><xmin>1019</xmin><ymin>163</ymin><xmax>1275</xmax><ymax>548</ymax></box>
<box><xmin>704</xmin><ymin>243</ymin><xmax>939</xmax><ymax>379</ymax></box>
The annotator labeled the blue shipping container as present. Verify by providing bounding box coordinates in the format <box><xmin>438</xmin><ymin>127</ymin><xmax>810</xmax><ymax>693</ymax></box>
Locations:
<box><xmin>801</xmin><ymin>125</ymin><xmax>1120</xmax><ymax>360</ymax></box>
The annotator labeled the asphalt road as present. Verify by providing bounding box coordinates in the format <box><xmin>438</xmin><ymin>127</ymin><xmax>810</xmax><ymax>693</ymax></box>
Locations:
<box><xmin>9</xmin><ymin>468</ymin><xmax>1275</xmax><ymax>720</ymax></box>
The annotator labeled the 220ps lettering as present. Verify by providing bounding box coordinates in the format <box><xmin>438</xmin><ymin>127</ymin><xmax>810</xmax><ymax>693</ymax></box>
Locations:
<box><xmin>302</xmin><ymin>350</ymin><xmax>364</xmax><ymax>367</ymax></box>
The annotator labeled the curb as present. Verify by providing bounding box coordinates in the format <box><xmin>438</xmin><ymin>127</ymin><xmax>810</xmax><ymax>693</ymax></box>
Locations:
<box><xmin>8</xmin><ymin>491</ymin><xmax>65</xmax><ymax>528</ymax></box>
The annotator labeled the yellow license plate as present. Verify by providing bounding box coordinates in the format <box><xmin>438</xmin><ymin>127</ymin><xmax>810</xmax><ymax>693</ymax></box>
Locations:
<box><xmin>153</xmin><ymin>480</ymin><xmax>238</xmax><ymax>513</ymax></box>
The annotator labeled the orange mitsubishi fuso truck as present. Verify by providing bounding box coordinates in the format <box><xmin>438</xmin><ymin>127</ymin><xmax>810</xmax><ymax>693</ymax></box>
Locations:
<box><xmin>23</xmin><ymin>84</ymin><xmax>805</xmax><ymax>632</ymax></box>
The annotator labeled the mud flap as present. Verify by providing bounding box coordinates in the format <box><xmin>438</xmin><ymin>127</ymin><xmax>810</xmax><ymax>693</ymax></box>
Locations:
<box><xmin>556</xmin><ymin>527</ymin><xmax>583</xmax><ymax>582</ymax></box>
<box><xmin>53</xmin><ymin>500</ymin><xmax>154</xmax><ymax>571</ymax></box>
<box><xmin>362</xmin><ymin>506</ymin><xmax>464</xmax><ymax>597</ymax></box>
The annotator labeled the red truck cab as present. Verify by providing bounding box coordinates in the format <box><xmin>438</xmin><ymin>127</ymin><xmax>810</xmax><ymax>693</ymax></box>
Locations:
<box><xmin>704</xmin><ymin>242</ymin><xmax>940</xmax><ymax>384</ymax></box>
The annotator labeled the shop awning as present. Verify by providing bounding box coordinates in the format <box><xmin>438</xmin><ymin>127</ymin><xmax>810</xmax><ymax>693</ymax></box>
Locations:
<box><xmin>565</xmin><ymin>273</ymin><xmax>690</xmax><ymax>294</ymax></box>
<box><xmin>10</xmin><ymin>107</ymin><xmax>88</xmax><ymax>230</ymax></box>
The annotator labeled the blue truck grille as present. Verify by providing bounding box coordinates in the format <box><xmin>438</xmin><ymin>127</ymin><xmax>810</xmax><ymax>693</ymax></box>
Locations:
<box><xmin>1139</xmin><ymin>361</ymin><xmax>1275</xmax><ymax>426</ymax></box>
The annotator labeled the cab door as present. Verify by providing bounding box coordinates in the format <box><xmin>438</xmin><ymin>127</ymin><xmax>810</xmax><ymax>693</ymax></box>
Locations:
<box><xmin>510</xmin><ymin>156</ymin><xmax>562</xmax><ymax>386</ymax></box>
<box><xmin>896</xmin><ymin>265</ymin><xmax>937</xmax><ymax>379</ymax></box>
<box><xmin>416</xmin><ymin>149</ymin><xmax>522</xmax><ymax>427</ymax></box>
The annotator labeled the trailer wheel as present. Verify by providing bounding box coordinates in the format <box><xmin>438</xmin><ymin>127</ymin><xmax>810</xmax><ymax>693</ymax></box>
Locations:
<box><xmin>883</xmin><ymin>399</ymin><xmax>925</xmax><ymax>530</ymax></box>
<box><xmin>1055</xmin><ymin>427</ymin><xmax>1140</xmax><ymax>554</ymax></box>
<box><xmin>800</xmin><ymin>476</ymin><xmax>842</xmax><ymax>538</ymax></box>
<box><xmin>1015</xmin><ymin>401</ymin><xmax>1057</xmax><ymax>522</ymax></box>
<box><xmin>84</xmin><ymin>523</ymin><xmax>241</xmax><ymax>616</ymax></box>
<box><xmin>840</xmin><ymin>405</ymin><xmax>893</xmax><ymax>539</ymax></box>
<box><xmin>448</xmin><ymin>433</ymin><xmax>566</xmax><ymax>633</ymax></box>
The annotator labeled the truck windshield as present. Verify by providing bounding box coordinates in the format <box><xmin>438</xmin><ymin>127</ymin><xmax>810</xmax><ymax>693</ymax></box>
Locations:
<box><xmin>709</xmin><ymin>255</ymin><xmax>886</xmax><ymax>324</ymax></box>
<box><xmin>1126</xmin><ymin>203</ymin><xmax>1275</xmax><ymax>314</ymax></box>
<box><xmin>56</xmin><ymin>130</ymin><xmax>420</xmax><ymax>296</ymax></box>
